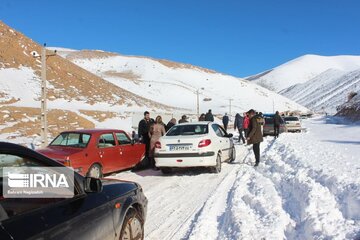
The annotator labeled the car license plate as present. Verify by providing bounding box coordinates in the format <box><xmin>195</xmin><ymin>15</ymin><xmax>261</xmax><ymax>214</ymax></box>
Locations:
<box><xmin>169</xmin><ymin>144</ymin><xmax>192</xmax><ymax>151</ymax></box>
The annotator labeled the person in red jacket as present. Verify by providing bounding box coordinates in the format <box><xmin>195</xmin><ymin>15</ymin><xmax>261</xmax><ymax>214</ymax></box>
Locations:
<box><xmin>243</xmin><ymin>112</ymin><xmax>250</xmax><ymax>137</ymax></box>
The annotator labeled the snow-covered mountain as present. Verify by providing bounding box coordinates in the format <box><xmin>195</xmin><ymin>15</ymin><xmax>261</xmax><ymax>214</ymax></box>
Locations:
<box><xmin>0</xmin><ymin>20</ymin><xmax>308</xmax><ymax>144</ymax></box>
<box><xmin>55</xmin><ymin>49</ymin><xmax>308</xmax><ymax>115</ymax></box>
<box><xmin>247</xmin><ymin>54</ymin><xmax>360</xmax><ymax>92</ymax></box>
<box><xmin>280</xmin><ymin>69</ymin><xmax>360</xmax><ymax>114</ymax></box>
<box><xmin>247</xmin><ymin>54</ymin><xmax>360</xmax><ymax>113</ymax></box>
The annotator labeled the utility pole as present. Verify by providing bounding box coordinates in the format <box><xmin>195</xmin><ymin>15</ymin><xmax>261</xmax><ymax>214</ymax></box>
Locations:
<box><xmin>41</xmin><ymin>44</ymin><xmax>47</xmax><ymax>147</ymax></box>
<box><xmin>196</xmin><ymin>87</ymin><xmax>204</xmax><ymax>118</ymax></box>
<box><xmin>33</xmin><ymin>43</ymin><xmax>56</xmax><ymax>147</ymax></box>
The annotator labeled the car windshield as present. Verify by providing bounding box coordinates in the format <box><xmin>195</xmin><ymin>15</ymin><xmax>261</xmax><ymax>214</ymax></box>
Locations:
<box><xmin>166</xmin><ymin>124</ymin><xmax>208</xmax><ymax>136</ymax></box>
<box><xmin>50</xmin><ymin>133</ymin><xmax>91</xmax><ymax>148</ymax></box>
<box><xmin>285</xmin><ymin>117</ymin><xmax>299</xmax><ymax>121</ymax></box>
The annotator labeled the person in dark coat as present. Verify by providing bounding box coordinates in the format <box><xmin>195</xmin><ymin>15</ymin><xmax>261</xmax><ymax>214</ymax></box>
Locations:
<box><xmin>205</xmin><ymin>109</ymin><xmax>214</xmax><ymax>122</ymax></box>
<box><xmin>166</xmin><ymin>118</ymin><xmax>176</xmax><ymax>131</ymax></box>
<box><xmin>199</xmin><ymin>113</ymin><xmax>206</xmax><ymax>121</ymax></box>
<box><xmin>273</xmin><ymin>111</ymin><xmax>282</xmax><ymax>138</ymax></box>
<box><xmin>234</xmin><ymin>113</ymin><xmax>245</xmax><ymax>144</ymax></box>
<box><xmin>246</xmin><ymin>109</ymin><xmax>264</xmax><ymax>167</ymax></box>
<box><xmin>222</xmin><ymin>113</ymin><xmax>229</xmax><ymax>131</ymax></box>
<box><xmin>138</xmin><ymin>111</ymin><xmax>154</xmax><ymax>163</ymax></box>
<box><xmin>178</xmin><ymin>115</ymin><xmax>188</xmax><ymax>124</ymax></box>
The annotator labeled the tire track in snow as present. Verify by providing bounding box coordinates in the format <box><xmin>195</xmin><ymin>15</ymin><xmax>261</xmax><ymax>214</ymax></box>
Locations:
<box><xmin>184</xmin><ymin>145</ymin><xmax>293</xmax><ymax>240</ymax></box>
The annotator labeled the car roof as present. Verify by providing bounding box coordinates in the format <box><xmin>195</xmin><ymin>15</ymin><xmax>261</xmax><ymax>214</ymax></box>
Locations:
<box><xmin>60</xmin><ymin>129</ymin><xmax>125</xmax><ymax>134</ymax></box>
<box><xmin>177</xmin><ymin>122</ymin><xmax>211</xmax><ymax>125</ymax></box>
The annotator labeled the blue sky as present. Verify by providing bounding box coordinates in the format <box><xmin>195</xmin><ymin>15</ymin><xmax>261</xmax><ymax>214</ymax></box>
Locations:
<box><xmin>1</xmin><ymin>0</ymin><xmax>359</xmax><ymax>77</ymax></box>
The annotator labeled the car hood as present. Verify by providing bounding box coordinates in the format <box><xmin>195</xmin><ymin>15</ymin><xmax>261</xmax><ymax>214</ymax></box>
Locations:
<box><xmin>37</xmin><ymin>146</ymin><xmax>84</xmax><ymax>160</ymax></box>
<box><xmin>101</xmin><ymin>178</ymin><xmax>141</xmax><ymax>199</ymax></box>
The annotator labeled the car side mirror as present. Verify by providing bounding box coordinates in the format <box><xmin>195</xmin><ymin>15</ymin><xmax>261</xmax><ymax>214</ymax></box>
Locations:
<box><xmin>226</xmin><ymin>133</ymin><xmax>233</xmax><ymax>138</ymax></box>
<box><xmin>84</xmin><ymin>177</ymin><xmax>103</xmax><ymax>193</ymax></box>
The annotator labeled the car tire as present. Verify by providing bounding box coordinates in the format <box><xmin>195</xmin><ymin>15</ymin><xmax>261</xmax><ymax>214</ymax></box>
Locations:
<box><xmin>210</xmin><ymin>153</ymin><xmax>221</xmax><ymax>173</ymax></box>
<box><xmin>160</xmin><ymin>167</ymin><xmax>172</xmax><ymax>175</ymax></box>
<box><xmin>229</xmin><ymin>146</ymin><xmax>236</xmax><ymax>163</ymax></box>
<box><xmin>87</xmin><ymin>163</ymin><xmax>103</xmax><ymax>178</ymax></box>
<box><xmin>119</xmin><ymin>208</ymin><xmax>144</xmax><ymax>240</ymax></box>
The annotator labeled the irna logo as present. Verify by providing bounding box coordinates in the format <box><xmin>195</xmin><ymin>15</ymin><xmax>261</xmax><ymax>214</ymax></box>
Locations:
<box><xmin>8</xmin><ymin>173</ymin><xmax>69</xmax><ymax>188</ymax></box>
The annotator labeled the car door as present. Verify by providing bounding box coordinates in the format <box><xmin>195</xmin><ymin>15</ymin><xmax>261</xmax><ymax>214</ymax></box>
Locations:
<box><xmin>211</xmin><ymin>124</ymin><xmax>230</xmax><ymax>160</ymax></box>
<box><xmin>115</xmin><ymin>132</ymin><xmax>140</xmax><ymax>169</ymax></box>
<box><xmin>0</xmin><ymin>152</ymin><xmax>115</xmax><ymax>240</ymax></box>
<box><xmin>97</xmin><ymin>133</ymin><xmax>119</xmax><ymax>174</ymax></box>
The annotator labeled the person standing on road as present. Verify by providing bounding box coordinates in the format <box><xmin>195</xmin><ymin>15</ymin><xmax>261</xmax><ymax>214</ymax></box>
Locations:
<box><xmin>234</xmin><ymin>113</ymin><xmax>245</xmax><ymax>144</ymax></box>
<box><xmin>273</xmin><ymin>111</ymin><xmax>282</xmax><ymax>138</ymax></box>
<box><xmin>243</xmin><ymin>112</ymin><xmax>250</xmax><ymax>137</ymax></box>
<box><xmin>166</xmin><ymin>118</ymin><xmax>176</xmax><ymax>131</ymax></box>
<box><xmin>246</xmin><ymin>109</ymin><xmax>263</xmax><ymax>167</ymax></box>
<box><xmin>178</xmin><ymin>115</ymin><xmax>188</xmax><ymax>123</ymax></box>
<box><xmin>205</xmin><ymin>109</ymin><xmax>214</xmax><ymax>122</ymax></box>
<box><xmin>138</xmin><ymin>111</ymin><xmax>154</xmax><ymax>167</ymax></box>
<box><xmin>199</xmin><ymin>113</ymin><xmax>206</xmax><ymax>121</ymax></box>
<box><xmin>222</xmin><ymin>113</ymin><xmax>229</xmax><ymax>131</ymax></box>
<box><xmin>149</xmin><ymin>115</ymin><xmax>166</xmax><ymax>169</ymax></box>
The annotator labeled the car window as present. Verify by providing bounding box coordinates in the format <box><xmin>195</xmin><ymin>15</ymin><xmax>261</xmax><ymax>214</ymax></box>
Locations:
<box><xmin>98</xmin><ymin>133</ymin><xmax>116</xmax><ymax>148</ymax></box>
<box><xmin>116</xmin><ymin>132</ymin><xmax>131</xmax><ymax>145</ymax></box>
<box><xmin>285</xmin><ymin>117</ymin><xmax>299</xmax><ymax>121</ymax></box>
<box><xmin>166</xmin><ymin>125</ymin><xmax>208</xmax><ymax>136</ymax></box>
<box><xmin>212</xmin><ymin>124</ymin><xmax>225</xmax><ymax>137</ymax></box>
<box><xmin>50</xmin><ymin>133</ymin><xmax>91</xmax><ymax>148</ymax></box>
<box><xmin>0</xmin><ymin>154</ymin><xmax>74</xmax><ymax>221</ymax></box>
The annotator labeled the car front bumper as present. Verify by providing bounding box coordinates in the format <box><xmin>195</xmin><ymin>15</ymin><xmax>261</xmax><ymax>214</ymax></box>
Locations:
<box><xmin>154</xmin><ymin>151</ymin><xmax>216</xmax><ymax>167</ymax></box>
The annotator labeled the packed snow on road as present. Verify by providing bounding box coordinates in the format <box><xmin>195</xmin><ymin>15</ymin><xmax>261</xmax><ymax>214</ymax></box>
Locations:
<box><xmin>110</xmin><ymin>116</ymin><xmax>360</xmax><ymax>240</ymax></box>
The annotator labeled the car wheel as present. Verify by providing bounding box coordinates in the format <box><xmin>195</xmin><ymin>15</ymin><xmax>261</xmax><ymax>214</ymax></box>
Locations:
<box><xmin>229</xmin><ymin>146</ymin><xmax>236</xmax><ymax>163</ymax></box>
<box><xmin>87</xmin><ymin>163</ymin><xmax>103</xmax><ymax>178</ymax></box>
<box><xmin>160</xmin><ymin>167</ymin><xmax>172</xmax><ymax>174</ymax></box>
<box><xmin>210</xmin><ymin>153</ymin><xmax>221</xmax><ymax>173</ymax></box>
<box><xmin>119</xmin><ymin>208</ymin><xmax>144</xmax><ymax>240</ymax></box>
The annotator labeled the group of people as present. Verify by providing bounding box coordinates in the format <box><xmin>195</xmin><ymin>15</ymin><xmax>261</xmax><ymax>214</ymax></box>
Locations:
<box><xmin>138</xmin><ymin>108</ymin><xmax>275</xmax><ymax>169</ymax></box>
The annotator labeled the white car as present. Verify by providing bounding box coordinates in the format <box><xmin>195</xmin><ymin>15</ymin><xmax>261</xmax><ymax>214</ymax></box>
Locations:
<box><xmin>154</xmin><ymin>122</ymin><xmax>236</xmax><ymax>174</ymax></box>
<box><xmin>284</xmin><ymin>116</ymin><xmax>302</xmax><ymax>132</ymax></box>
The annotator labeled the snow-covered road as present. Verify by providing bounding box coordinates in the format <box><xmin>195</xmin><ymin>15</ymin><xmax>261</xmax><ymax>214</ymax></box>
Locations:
<box><xmin>110</xmin><ymin>117</ymin><xmax>360</xmax><ymax>240</ymax></box>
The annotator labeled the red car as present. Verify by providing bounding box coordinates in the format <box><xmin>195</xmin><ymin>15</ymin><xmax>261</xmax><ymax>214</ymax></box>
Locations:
<box><xmin>37</xmin><ymin>129</ymin><xmax>145</xmax><ymax>178</ymax></box>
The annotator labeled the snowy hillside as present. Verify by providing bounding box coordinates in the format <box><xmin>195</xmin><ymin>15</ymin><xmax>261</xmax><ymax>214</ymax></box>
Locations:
<box><xmin>280</xmin><ymin>69</ymin><xmax>360</xmax><ymax>113</ymax></box>
<box><xmin>56</xmin><ymin>49</ymin><xmax>309</xmax><ymax>114</ymax></box>
<box><xmin>247</xmin><ymin>54</ymin><xmax>360</xmax><ymax>92</ymax></box>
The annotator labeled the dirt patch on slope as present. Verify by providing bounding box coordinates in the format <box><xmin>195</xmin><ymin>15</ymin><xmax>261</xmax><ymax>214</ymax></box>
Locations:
<box><xmin>0</xmin><ymin>106</ymin><xmax>95</xmax><ymax>139</ymax></box>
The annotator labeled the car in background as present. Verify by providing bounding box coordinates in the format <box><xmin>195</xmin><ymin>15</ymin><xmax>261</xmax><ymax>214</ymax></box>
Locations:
<box><xmin>154</xmin><ymin>122</ymin><xmax>236</xmax><ymax>174</ymax></box>
<box><xmin>0</xmin><ymin>142</ymin><xmax>147</xmax><ymax>240</ymax></box>
<box><xmin>284</xmin><ymin>116</ymin><xmax>302</xmax><ymax>132</ymax></box>
<box><xmin>38</xmin><ymin>129</ymin><xmax>145</xmax><ymax>178</ymax></box>
<box><xmin>262</xmin><ymin>114</ymin><xmax>287</xmax><ymax>136</ymax></box>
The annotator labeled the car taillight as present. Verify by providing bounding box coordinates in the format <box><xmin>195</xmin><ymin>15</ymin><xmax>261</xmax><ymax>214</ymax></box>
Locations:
<box><xmin>198</xmin><ymin>139</ymin><xmax>211</xmax><ymax>148</ymax></box>
<box><xmin>155</xmin><ymin>141</ymin><xmax>161</xmax><ymax>149</ymax></box>
<box><xmin>63</xmin><ymin>158</ymin><xmax>71</xmax><ymax>167</ymax></box>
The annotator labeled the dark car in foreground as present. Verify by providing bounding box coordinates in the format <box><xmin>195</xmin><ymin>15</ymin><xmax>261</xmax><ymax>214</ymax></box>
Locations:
<box><xmin>0</xmin><ymin>142</ymin><xmax>147</xmax><ymax>240</ymax></box>
<box><xmin>262</xmin><ymin>114</ymin><xmax>287</xmax><ymax>136</ymax></box>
